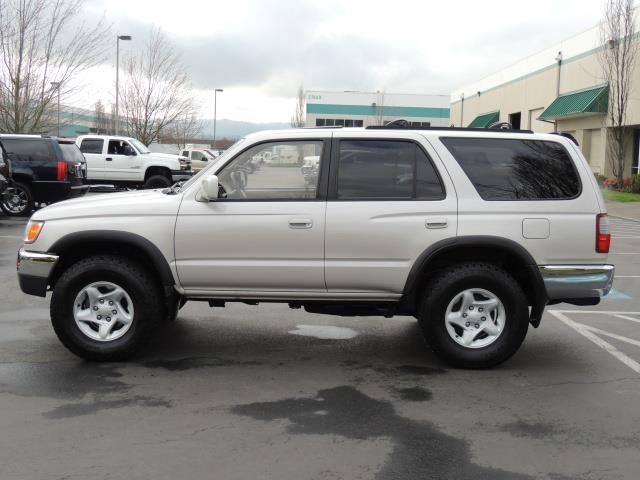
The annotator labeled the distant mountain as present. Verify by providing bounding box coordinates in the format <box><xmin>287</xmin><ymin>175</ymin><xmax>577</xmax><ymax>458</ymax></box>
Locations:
<box><xmin>199</xmin><ymin>119</ymin><xmax>290</xmax><ymax>139</ymax></box>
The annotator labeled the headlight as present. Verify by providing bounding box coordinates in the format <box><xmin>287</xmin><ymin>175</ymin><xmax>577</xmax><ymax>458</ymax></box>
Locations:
<box><xmin>24</xmin><ymin>220</ymin><xmax>44</xmax><ymax>243</ymax></box>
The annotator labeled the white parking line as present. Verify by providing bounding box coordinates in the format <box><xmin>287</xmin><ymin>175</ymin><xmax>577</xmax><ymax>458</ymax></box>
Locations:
<box><xmin>613</xmin><ymin>314</ymin><xmax>640</xmax><ymax>324</ymax></box>
<box><xmin>582</xmin><ymin>324</ymin><xmax>640</xmax><ymax>347</ymax></box>
<box><xmin>549</xmin><ymin>310</ymin><xmax>640</xmax><ymax>375</ymax></box>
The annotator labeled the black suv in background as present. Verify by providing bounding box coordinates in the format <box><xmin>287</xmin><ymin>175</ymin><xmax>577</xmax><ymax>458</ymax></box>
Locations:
<box><xmin>0</xmin><ymin>135</ymin><xmax>88</xmax><ymax>216</ymax></box>
<box><xmin>0</xmin><ymin>140</ymin><xmax>11</xmax><ymax>200</ymax></box>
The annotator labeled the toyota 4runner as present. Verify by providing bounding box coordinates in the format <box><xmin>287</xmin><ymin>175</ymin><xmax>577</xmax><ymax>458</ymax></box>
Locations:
<box><xmin>16</xmin><ymin>126</ymin><xmax>614</xmax><ymax>368</ymax></box>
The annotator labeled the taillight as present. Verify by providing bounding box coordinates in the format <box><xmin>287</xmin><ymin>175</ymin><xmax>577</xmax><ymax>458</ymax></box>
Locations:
<box><xmin>596</xmin><ymin>213</ymin><xmax>611</xmax><ymax>253</ymax></box>
<box><xmin>56</xmin><ymin>160</ymin><xmax>68</xmax><ymax>181</ymax></box>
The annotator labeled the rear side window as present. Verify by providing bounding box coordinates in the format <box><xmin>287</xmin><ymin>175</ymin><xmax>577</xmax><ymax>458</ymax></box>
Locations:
<box><xmin>337</xmin><ymin>140</ymin><xmax>445</xmax><ymax>200</ymax></box>
<box><xmin>2</xmin><ymin>139</ymin><xmax>51</xmax><ymax>163</ymax></box>
<box><xmin>59</xmin><ymin>143</ymin><xmax>85</xmax><ymax>163</ymax></box>
<box><xmin>79</xmin><ymin>138</ymin><xmax>104</xmax><ymax>154</ymax></box>
<box><xmin>441</xmin><ymin>137</ymin><xmax>581</xmax><ymax>200</ymax></box>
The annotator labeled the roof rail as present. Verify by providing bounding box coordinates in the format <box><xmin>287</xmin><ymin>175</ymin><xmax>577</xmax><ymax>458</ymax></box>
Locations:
<box><xmin>365</xmin><ymin>125</ymin><xmax>534</xmax><ymax>134</ymax></box>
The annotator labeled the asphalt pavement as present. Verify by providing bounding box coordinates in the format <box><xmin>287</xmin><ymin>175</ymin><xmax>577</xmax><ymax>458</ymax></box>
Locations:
<box><xmin>1</xmin><ymin>211</ymin><xmax>639</xmax><ymax>480</ymax></box>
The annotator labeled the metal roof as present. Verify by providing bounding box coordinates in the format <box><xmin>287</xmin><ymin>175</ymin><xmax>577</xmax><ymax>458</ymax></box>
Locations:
<box><xmin>467</xmin><ymin>111</ymin><xmax>500</xmax><ymax>128</ymax></box>
<box><xmin>539</xmin><ymin>84</ymin><xmax>608</xmax><ymax>121</ymax></box>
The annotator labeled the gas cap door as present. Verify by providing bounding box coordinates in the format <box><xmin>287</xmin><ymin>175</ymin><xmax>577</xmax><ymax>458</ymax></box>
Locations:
<box><xmin>522</xmin><ymin>218</ymin><xmax>550</xmax><ymax>239</ymax></box>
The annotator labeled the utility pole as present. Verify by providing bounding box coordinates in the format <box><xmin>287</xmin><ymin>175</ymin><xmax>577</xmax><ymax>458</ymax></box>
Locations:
<box><xmin>213</xmin><ymin>88</ymin><xmax>223</xmax><ymax>149</ymax></box>
<box><xmin>50</xmin><ymin>82</ymin><xmax>61</xmax><ymax>136</ymax></box>
<box><xmin>115</xmin><ymin>35</ymin><xmax>132</xmax><ymax>135</ymax></box>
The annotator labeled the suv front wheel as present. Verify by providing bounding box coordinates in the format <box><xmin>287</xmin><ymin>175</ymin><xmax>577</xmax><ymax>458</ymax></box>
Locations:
<box><xmin>50</xmin><ymin>255</ymin><xmax>164</xmax><ymax>361</ymax></box>
<box><xmin>418</xmin><ymin>263</ymin><xmax>529</xmax><ymax>369</ymax></box>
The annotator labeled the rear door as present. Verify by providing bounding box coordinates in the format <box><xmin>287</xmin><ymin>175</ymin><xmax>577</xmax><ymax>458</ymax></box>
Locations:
<box><xmin>324</xmin><ymin>132</ymin><xmax>458</xmax><ymax>295</ymax></box>
<box><xmin>78</xmin><ymin>138</ymin><xmax>105</xmax><ymax>180</ymax></box>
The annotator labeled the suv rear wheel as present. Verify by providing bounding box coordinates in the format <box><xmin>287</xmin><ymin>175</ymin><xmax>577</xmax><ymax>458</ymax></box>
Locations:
<box><xmin>1</xmin><ymin>182</ymin><xmax>34</xmax><ymax>216</ymax></box>
<box><xmin>418</xmin><ymin>263</ymin><xmax>529</xmax><ymax>369</ymax></box>
<box><xmin>50</xmin><ymin>255</ymin><xmax>165</xmax><ymax>361</ymax></box>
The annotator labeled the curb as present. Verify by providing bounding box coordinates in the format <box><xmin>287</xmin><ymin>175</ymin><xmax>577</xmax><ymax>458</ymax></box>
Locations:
<box><xmin>609</xmin><ymin>214</ymin><xmax>640</xmax><ymax>223</ymax></box>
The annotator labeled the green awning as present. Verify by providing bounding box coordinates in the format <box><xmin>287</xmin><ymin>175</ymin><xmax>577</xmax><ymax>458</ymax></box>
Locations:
<box><xmin>539</xmin><ymin>85</ymin><xmax>608</xmax><ymax>121</ymax></box>
<box><xmin>468</xmin><ymin>111</ymin><xmax>500</xmax><ymax>128</ymax></box>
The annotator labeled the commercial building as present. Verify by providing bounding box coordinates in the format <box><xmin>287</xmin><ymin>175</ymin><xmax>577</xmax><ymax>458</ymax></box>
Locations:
<box><xmin>450</xmin><ymin>22</ymin><xmax>640</xmax><ymax>177</ymax></box>
<box><xmin>306</xmin><ymin>90</ymin><xmax>450</xmax><ymax>129</ymax></box>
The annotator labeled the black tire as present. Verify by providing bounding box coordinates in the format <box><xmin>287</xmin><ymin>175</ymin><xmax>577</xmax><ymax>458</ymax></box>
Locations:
<box><xmin>143</xmin><ymin>174</ymin><xmax>171</xmax><ymax>189</ymax></box>
<box><xmin>418</xmin><ymin>263</ymin><xmax>529</xmax><ymax>369</ymax></box>
<box><xmin>1</xmin><ymin>182</ymin><xmax>34</xmax><ymax>216</ymax></box>
<box><xmin>50</xmin><ymin>255</ymin><xmax>165</xmax><ymax>361</ymax></box>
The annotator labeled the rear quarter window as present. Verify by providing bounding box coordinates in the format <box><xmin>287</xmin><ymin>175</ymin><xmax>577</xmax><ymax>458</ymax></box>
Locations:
<box><xmin>441</xmin><ymin>137</ymin><xmax>581</xmax><ymax>200</ymax></box>
<box><xmin>1</xmin><ymin>139</ymin><xmax>52</xmax><ymax>163</ymax></box>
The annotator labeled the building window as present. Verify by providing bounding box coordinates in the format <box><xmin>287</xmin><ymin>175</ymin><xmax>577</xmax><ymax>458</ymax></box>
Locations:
<box><xmin>314</xmin><ymin>118</ymin><xmax>364</xmax><ymax>128</ymax></box>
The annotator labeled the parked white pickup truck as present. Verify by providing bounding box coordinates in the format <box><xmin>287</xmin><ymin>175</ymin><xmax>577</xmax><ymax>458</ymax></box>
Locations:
<box><xmin>76</xmin><ymin>135</ymin><xmax>192</xmax><ymax>189</ymax></box>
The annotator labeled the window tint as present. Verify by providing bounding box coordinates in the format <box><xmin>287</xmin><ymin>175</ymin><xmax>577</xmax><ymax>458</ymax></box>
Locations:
<box><xmin>59</xmin><ymin>143</ymin><xmax>85</xmax><ymax>163</ymax></box>
<box><xmin>337</xmin><ymin>140</ymin><xmax>444</xmax><ymax>200</ymax></box>
<box><xmin>108</xmin><ymin>140</ymin><xmax>135</xmax><ymax>155</ymax></box>
<box><xmin>2</xmin><ymin>139</ymin><xmax>51</xmax><ymax>163</ymax></box>
<box><xmin>218</xmin><ymin>140</ymin><xmax>323</xmax><ymax>200</ymax></box>
<box><xmin>79</xmin><ymin>138</ymin><xmax>104</xmax><ymax>154</ymax></box>
<box><xmin>441</xmin><ymin>138</ymin><xmax>581</xmax><ymax>200</ymax></box>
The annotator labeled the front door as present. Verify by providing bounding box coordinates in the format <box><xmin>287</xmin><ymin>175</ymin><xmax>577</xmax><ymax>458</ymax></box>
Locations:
<box><xmin>175</xmin><ymin>138</ymin><xmax>329</xmax><ymax>293</ymax></box>
<box><xmin>107</xmin><ymin>139</ymin><xmax>139</xmax><ymax>181</ymax></box>
<box><xmin>325</xmin><ymin>134</ymin><xmax>458</xmax><ymax>295</ymax></box>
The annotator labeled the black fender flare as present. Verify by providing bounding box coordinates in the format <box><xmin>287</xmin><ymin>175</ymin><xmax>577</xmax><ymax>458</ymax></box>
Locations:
<box><xmin>49</xmin><ymin>230</ymin><xmax>175</xmax><ymax>286</ymax></box>
<box><xmin>401</xmin><ymin>236</ymin><xmax>548</xmax><ymax>326</ymax></box>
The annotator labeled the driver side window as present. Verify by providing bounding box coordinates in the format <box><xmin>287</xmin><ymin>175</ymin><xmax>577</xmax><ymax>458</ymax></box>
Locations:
<box><xmin>218</xmin><ymin>140</ymin><xmax>324</xmax><ymax>200</ymax></box>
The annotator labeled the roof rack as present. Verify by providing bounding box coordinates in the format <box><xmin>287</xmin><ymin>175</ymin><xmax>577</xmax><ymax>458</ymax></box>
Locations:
<box><xmin>366</xmin><ymin>125</ymin><xmax>534</xmax><ymax>134</ymax></box>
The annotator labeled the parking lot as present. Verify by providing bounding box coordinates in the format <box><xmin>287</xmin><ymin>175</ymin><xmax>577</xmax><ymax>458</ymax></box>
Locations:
<box><xmin>0</xmin><ymin>212</ymin><xmax>639</xmax><ymax>480</ymax></box>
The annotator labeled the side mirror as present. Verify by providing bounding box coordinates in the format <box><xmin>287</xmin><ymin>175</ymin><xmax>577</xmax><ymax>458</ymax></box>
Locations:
<box><xmin>199</xmin><ymin>175</ymin><xmax>219</xmax><ymax>201</ymax></box>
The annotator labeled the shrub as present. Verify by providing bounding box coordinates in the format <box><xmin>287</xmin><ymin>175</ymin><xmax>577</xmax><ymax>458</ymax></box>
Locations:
<box><xmin>632</xmin><ymin>174</ymin><xmax>640</xmax><ymax>194</ymax></box>
<box><xmin>603</xmin><ymin>177</ymin><xmax>619</xmax><ymax>189</ymax></box>
<box><xmin>594</xmin><ymin>173</ymin><xmax>608</xmax><ymax>186</ymax></box>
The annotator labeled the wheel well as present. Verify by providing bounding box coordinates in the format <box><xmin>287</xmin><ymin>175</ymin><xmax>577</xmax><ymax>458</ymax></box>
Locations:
<box><xmin>402</xmin><ymin>244</ymin><xmax>541</xmax><ymax>315</ymax></box>
<box><xmin>144</xmin><ymin>166</ymin><xmax>171</xmax><ymax>181</ymax></box>
<box><xmin>9</xmin><ymin>174</ymin><xmax>32</xmax><ymax>185</ymax></box>
<box><xmin>48</xmin><ymin>239</ymin><xmax>174</xmax><ymax>291</ymax></box>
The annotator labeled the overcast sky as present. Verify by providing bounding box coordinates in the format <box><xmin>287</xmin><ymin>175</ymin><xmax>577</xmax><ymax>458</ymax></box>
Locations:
<box><xmin>76</xmin><ymin>0</ymin><xmax>610</xmax><ymax>123</ymax></box>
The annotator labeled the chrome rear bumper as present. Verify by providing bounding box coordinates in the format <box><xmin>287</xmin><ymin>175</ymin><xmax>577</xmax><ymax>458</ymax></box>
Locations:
<box><xmin>539</xmin><ymin>265</ymin><xmax>615</xmax><ymax>300</ymax></box>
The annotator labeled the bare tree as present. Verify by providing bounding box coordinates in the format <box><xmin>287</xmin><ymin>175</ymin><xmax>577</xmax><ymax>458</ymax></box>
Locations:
<box><xmin>166</xmin><ymin>113</ymin><xmax>202</xmax><ymax>150</ymax></box>
<box><xmin>290</xmin><ymin>84</ymin><xmax>305</xmax><ymax>127</ymax></box>
<box><xmin>599</xmin><ymin>0</ymin><xmax>638</xmax><ymax>185</ymax></box>
<box><xmin>120</xmin><ymin>28</ymin><xmax>195</xmax><ymax>146</ymax></box>
<box><xmin>94</xmin><ymin>100</ymin><xmax>109</xmax><ymax>134</ymax></box>
<box><xmin>0</xmin><ymin>0</ymin><xmax>109</xmax><ymax>133</ymax></box>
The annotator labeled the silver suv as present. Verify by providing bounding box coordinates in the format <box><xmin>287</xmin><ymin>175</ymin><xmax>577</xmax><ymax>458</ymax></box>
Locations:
<box><xmin>16</xmin><ymin>126</ymin><xmax>614</xmax><ymax>368</ymax></box>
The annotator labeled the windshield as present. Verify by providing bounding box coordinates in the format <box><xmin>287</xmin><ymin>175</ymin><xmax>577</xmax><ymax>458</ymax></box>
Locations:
<box><xmin>130</xmin><ymin>138</ymin><xmax>151</xmax><ymax>154</ymax></box>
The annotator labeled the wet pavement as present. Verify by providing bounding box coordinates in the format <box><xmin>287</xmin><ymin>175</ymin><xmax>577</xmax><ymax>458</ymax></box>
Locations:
<box><xmin>1</xmin><ymin>214</ymin><xmax>639</xmax><ymax>480</ymax></box>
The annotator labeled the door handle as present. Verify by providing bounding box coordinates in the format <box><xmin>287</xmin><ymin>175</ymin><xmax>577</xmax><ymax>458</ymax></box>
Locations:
<box><xmin>106</xmin><ymin>157</ymin><xmax>113</xmax><ymax>161</ymax></box>
<box><xmin>426</xmin><ymin>218</ymin><xmax>448</xmax><ymax>229</ymax></box>
<box><xmin>289</xmin><ymin>218</ymin><xmax>313</xmax><ymax>229</ymax></box>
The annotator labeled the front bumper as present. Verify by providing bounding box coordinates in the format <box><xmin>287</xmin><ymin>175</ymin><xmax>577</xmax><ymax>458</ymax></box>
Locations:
<box><xmin>171</xmin><ymin>169</ymin><xmax>194</xmax><ymax>182</ymax></box>
<box><xmin>16</xmin><ymin>248</ymin><xmax>59</xmax><ymax>297</ymax></box>
<box><xmin>539</xmin><ymin>264</ymin><xmax>615</xmax><ymax>301</ymax></box>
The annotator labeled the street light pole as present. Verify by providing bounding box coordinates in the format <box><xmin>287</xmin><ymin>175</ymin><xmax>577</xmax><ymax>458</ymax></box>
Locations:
<box><xmin>115</xmin><ymin>35</ymin><xmax>132</xmax><ymax>135</ymax></box>
<box><xmin>213</xmin><ymin>88</ymin><xmax>223</xmax><ymax>149</ymax></box>
<box><xmin>50</xmin><ymin>82</ymin><xmax>61</xmax><ymax>136</ymax></box>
